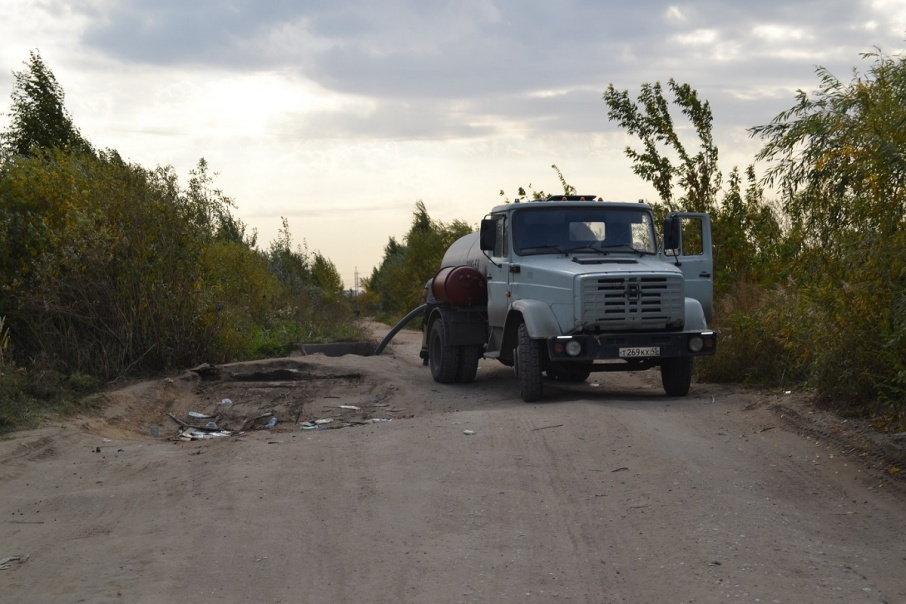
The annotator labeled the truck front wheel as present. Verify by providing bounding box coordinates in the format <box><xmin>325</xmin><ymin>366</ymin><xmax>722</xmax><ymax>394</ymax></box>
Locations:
<box><xmin>515</xmin><ymin>323</ymin><xmax>543</xmax><ymax>402</ymax></box>
<box><xmin>661</xmin><ymin>357</ymin><xmax>693</xmax><ymax>396</ymax></box>
<box><xmin>429</xmin><ymin>317</ymin><xmax>460</xmax><ymax>384</ymax></box>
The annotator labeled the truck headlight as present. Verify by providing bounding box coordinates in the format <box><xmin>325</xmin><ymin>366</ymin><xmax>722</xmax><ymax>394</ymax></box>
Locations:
<box><xmin>688</xmin><ymin>336</ymin><xmax>704</xmax><ymax>352</ymax></box>
<box><xmin>565</xmin><ymin>340</ymin><xmax>583</xmax><ymax>356</ymax></box>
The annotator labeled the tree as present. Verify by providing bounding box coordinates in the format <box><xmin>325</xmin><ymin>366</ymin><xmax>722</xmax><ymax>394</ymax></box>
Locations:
<box><xmin>749</xmin><ymin>49</ymin><xmax>906</xmax><ymax>408</ymax></box>
<box><xmin>310</xmin><ymin>252</ymin><xmax>344</xmax><ymax>300</ymax></box>
<box><xmin>603</xmin><ymin>79</ymin><xmax>720</xmax><ymax>212</ymax></box>
<box><xmin>750</xmin><ymin>50</ymin><xmax>906</xmax><ymax>243</ymax></box>
<box><xmin>500</xmin><ymin>164</ymin><xmax>577</xmax><ymax>202</ymax></box>
<box><xmin>184</xmin><ymin>158</ymin><xmax>255</xmax><ymax>246</ymax></box>
<box><xmin>267</xmin><ymin>217</ymin><xmax>311</xmax><ymax>296</ymax></box>
<box><xmin>1</xmin><ymin>50</ymin><xmax>91</xmax><ymax>158</ymax></box>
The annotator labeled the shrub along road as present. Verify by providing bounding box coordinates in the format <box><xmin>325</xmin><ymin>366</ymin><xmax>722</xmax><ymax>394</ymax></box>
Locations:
<box><xmin>1</xmin><ymin>326</ymin><xmax>904</xmax><ymax>603</ymax></box>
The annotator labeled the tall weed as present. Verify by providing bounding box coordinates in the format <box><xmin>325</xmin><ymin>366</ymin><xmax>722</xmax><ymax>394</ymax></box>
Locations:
<box><xmin>698</xmin><ymin>282</ymin><xmax>808</xmax><ymax>387</ymax></box>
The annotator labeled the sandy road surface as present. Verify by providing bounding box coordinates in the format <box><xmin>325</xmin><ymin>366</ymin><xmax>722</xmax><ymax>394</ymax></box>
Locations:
<box><xmin>1</xmin><ymin>326</ymin><xmax>905</xmax><ymax>603</ymax></box>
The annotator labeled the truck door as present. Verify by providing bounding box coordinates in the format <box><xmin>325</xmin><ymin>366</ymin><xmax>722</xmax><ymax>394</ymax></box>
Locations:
<box><xmin>485</xmin><ymin>215</ymin><xmax>511</xmax><ymax>333</ymax></box>
<box><xmin>663</xmin><ymin>212</ymin><xmax>713</xmax><ymax>322</ymax></box>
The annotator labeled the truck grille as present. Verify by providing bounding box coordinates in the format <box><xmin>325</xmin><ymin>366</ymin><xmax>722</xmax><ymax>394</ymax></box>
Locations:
<box><xmin>579</xmin><ymin>274</ymin><xmax>684</xmax><ymax>330</ymax></box>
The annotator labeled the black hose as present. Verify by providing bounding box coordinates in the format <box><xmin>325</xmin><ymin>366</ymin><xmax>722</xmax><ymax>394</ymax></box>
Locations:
<box><xmin>373</xmin><ymin>304</ymin><xmax>427</xmax><ymax>355</ymax></box>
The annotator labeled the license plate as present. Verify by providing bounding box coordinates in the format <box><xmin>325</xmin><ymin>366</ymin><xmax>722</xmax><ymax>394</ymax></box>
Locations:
<box><xmin>619</xmin><ymin>346</ymin><xmax>660</xmax><ymax>358</ymax></box>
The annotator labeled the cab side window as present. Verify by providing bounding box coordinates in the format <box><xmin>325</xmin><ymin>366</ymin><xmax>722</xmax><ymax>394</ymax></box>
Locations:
<box><xmin>495</xmin><ymin>217</ymin><xmax>508</xmax><ymax>257</ymax></box>
<box><xmin>681</xmin><ymin>217</ymin><xmax>704</xmax><ymax>256</ymax></box>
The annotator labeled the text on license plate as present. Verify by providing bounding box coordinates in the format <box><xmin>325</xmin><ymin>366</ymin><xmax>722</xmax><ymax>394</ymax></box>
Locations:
<box><xmin>619</xmin><ymin>346</ymin><xmax>660</xmax><ymax>358</ymax></box>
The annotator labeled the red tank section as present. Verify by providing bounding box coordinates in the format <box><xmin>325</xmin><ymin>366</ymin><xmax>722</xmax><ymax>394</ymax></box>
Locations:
<box><xmin>432</xmin><ymin>266</ymin><xmax>487</xmax><ymax>307</ymax></box>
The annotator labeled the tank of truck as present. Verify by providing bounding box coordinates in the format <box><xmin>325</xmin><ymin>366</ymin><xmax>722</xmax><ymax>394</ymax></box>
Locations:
<box><xmin>440</xmin><ymin>232</ymin><xmax>486</xmax><ymax>274</ymax></box>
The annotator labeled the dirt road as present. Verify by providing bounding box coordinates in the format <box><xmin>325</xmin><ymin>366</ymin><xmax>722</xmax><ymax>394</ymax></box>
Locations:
<box><xmin>2</xmin><ymin>326</ymin><xmax>905</xmax><ymax>603</ymax></box>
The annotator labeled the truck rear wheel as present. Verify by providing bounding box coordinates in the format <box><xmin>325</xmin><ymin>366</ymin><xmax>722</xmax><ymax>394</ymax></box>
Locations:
<box><xmin>661</xmin><ymin>357</ymin><xmax>692</xmax><ymax>396</ymax></box>
<box><xmin>456</xmin><ymin>345</ymin><xmax>482</xmax><ymax>383</ymax></box>
<box><xmin>429</xmin><ymin>317</ymin><xmax>460</xmax><ymax>384</ymax></box>
<box><xmin>515</xmin><ymin>323</ymin><xmax>543</xmax><ymax>402</ymax></box>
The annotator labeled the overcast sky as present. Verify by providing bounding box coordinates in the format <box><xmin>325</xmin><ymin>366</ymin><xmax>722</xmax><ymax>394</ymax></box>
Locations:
<box><xmin>1</xmin><ymin>0</ymin><xmax>905</xmax><ymax>287</ymax></box>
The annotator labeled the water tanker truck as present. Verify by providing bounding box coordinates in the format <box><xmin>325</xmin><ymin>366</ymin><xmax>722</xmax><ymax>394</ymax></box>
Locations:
<box><xmin>419</xmin><ymin>195</ymin><xmax>717</xmax><ymax>402</ymax></box>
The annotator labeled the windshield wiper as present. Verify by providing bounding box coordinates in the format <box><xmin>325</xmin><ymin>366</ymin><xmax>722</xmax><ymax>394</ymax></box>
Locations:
<box><xmin>595</xmin><ymin>243</ymin><xmax>648</xmax><ymax>256</ymax></box>
<box><xmin>520</xmin><ymin>244</ymin><xmax>568</xmax><ymax>254</ymax></box>
<box><xmin>561</xmin><ymin>244</ymin><xmax>607</xmax><ymax>254</ymax></box>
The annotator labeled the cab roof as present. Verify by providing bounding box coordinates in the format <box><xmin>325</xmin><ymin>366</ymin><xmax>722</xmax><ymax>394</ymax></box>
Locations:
<box><xmin>489</xmin><ymin>196</ymin><xmax>652</xmax><ymax>215</ymax></box>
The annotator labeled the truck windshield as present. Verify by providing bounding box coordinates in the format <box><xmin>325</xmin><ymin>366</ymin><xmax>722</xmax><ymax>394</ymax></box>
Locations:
<box><xmin>512</xmin><ymin>206</ymin><xmax>656</xmax><ymax>256</ymax></box>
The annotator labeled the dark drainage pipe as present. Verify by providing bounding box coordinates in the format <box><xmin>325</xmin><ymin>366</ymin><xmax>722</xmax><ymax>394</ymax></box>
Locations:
<box><xmin>373</xmin><ymin>304</ymin><xmax>427</xmax><ymax>355</ymax></box>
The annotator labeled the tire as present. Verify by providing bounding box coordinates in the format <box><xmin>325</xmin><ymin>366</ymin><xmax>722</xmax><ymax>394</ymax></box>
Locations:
<box><xmin>456</xmin><ymin>345</ymin><xmax>482</xmax><ymax>383</ymax></box>
<box><xmin>547</xmin><ymin>365</ymin><xmax>591</xmax><ymax>383</ymax></box>
<box><xmin>429</xmin><ymin>317</ymin><xmax>460</xmax><ymax>384</ymax></box>
<box><xmin>515</xmin><ymin>323</ymin><xmax>543</xmax><ymax>402</ymax></box>
<box><xmin>661</xmin><ymin>356</ymin><xmax>693</xmax><ymax>396</ymax></box>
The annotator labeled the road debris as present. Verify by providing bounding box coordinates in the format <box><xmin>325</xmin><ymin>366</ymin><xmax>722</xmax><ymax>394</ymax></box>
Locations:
<box><xmin>0</xmin><ymin>555</ymin><xmax>29</xmax><ymax>570</ymax></box>
<box><xmin>179</xmin><ymin>428</ymin><xmax>231</xmax><ymax>441</ymax></box>
<box><xmin>531</xmin><ymin>424</ymin><xmax>564</xmax><ymax>432</ymax></box>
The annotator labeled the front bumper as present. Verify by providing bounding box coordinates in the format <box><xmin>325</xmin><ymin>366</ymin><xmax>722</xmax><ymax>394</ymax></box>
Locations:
<box><xmin>546</xmin><ymin>330</ymin><xmax>717</xmax><ymax>361</ymax></box>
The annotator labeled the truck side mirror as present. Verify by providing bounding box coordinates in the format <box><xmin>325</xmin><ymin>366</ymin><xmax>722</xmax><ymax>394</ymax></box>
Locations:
<box><xmin>480</xmin><ymin>218</ymin><xmax>497</xmax><ymax>251</ymax></box>
<box><xmin>663</xmin><ymin>215</ymin><xmax>680</xmax><ymax>251</ymax></box>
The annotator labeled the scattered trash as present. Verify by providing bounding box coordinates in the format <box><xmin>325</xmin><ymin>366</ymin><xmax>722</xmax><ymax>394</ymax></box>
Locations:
<box><xmin>188</xmin><ymin>411</ymin><xmax>213</xmax><ymax>419</ymax></box>
<box><xmin>463</xmin><ymin>429</ymin><xmax>476</xmax><ymax>435</ymax></box>
<box><xmin>338</xmin><ymin>405</ymin><xmax>360</xmax><ymax>410</ymax></box>
<box><xmin>264</xmin><ymin>416</ymin><xmax>278</xmax><ymax>429</ymax></box>
<box><xmin>179</xmin><ymin>428</ymin><xmax>231</xmax><ymax>441</ymax></box>
<box><xmin>219</xmin><ymin>398</ymin><xmax>233</xmax><ymax>405</ymax></box>
<box><xmin>300</xmin><ymin>421</ymin><xmax>331</xmax><ymax>431</ymax></box>
<box><xmin>590</xmin><ymin>383</ymin><xmax>601</xmax><ymax>388</ymax></box>
<box><xmin>206</xmin><ymin>420</ymin><xmax>218</xmax><ymax>429</ymax></box>
<box><xmin>784</xmin><ymin>390</ymin><xmax>792</xmax><ymax>395</ymax></box>
<box><xmin>0</xmin><ymin>554</ymin><xmax>29</xmax><ymax>570</ymax></box>
<box><xmin>314</xmin><ymin>418</ymin><xmax>333</xmax><ymax>425</ymax></box>
<box><xmin>370</xmin><ymin>418</ymin><xmax>391</xmax><ymax>423</ymax></box>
